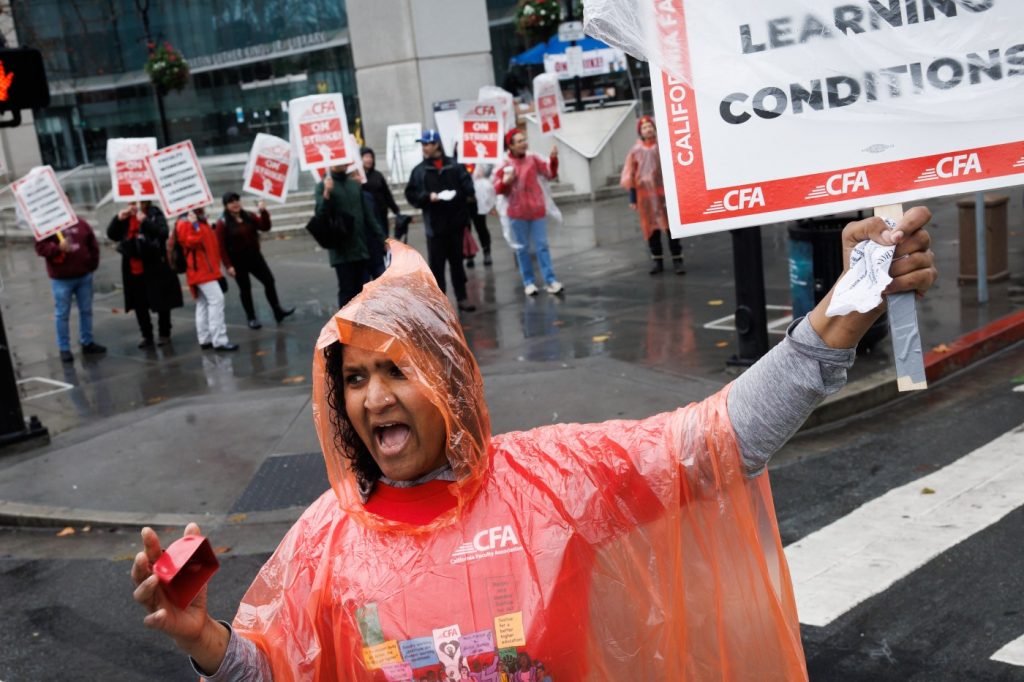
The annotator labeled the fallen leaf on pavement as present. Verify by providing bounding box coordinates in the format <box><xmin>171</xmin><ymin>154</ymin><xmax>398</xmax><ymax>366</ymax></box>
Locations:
<box><xmin>56</xmin><ymin>526</ymin><xmax>75</xmax><ymax>537</ymax></box>
<box><xmin>282</xmin><ymin>375</ymin><xmax>305</xmax><ymax>384</ymax></box>
<box><xmin>111</xmin><ymin>308</ymin><xmax>122</xmax><ymax>314</ymax></box>
<box><xmin>921</xmin><ymin>487</ymin><xmax>936</xmax><ymax>495</ymax></box>
<box><xmin>112</xmin><ymin>553</ymin><xmax>135</xmax><ymax>562</ymax></box>
<box><xmin>146</xmin><ymin>396</ymin><xmax>165</xmax><ymax>405</ymax></box>
<box><xmin>592</xmin><ymin>335</ymin><xmax>610</xmax><ymax>343</ymax></box>
<box><xmin>81</xmin><ymin>525</ymin><xmax>91</xmax><ymax>533</ymax></box>
<box><xmin>255</xmin><ymin>350</ymin><xmax>269</xmax><ymax>357</ymax></box>
<box><xmin>931</xmin><ymin>344</ymin><xmax>952</xmax><ymax>353</ymax></box>
<box><xmin>213</xmin><ymin>546</ymin><xmax>232</xmax><ymax>554</ymax></box>
<box><xmin>707</xmin><ymin>299</ymin><xmax>724</xmax><ymax>306</ymax></box>
<box><xmin>552</xmin><ymin>320</ymin><xmax>565</xmax><ymax>327</ymax></box>
<box><xmin>228</xmin><ymin>513</ymin><xmax>247</xmax><ymax>524</ymax></box>
<box><xmin>715</xmin><ymin>341</ymin><xmax>729</xmax><ymax>348</ymax></box>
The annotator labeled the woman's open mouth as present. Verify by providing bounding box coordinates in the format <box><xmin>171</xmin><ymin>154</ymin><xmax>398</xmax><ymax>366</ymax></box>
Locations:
<box><xmin>374</xmin><ymin>423</ymin><xmax>411</xmax><ymax>457</ymax></box>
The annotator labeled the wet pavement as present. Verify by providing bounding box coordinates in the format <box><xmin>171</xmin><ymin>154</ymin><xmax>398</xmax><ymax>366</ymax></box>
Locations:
<box><xmin>0</xmin><ymin>191</ymin><xmax>1022</xmax><ymax>521</ymax></box>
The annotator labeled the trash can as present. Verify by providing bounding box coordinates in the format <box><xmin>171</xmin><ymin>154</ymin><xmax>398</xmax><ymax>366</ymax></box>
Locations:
<box><xmin>788</xmin><ymin>215</ymin><xmax>888</xmax><ymax>352</ymax></box>
<box><xmin>956</xmin><ymin>194</ymin><xmax>1009</xmax><ymax>284</ymax></box>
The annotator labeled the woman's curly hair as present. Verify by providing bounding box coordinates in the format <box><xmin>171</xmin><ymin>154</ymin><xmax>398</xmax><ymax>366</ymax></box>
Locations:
<box><xmin>323</xmin><ymin>341</ymin><xmax>382</xmax><ymax>491</ymax></box>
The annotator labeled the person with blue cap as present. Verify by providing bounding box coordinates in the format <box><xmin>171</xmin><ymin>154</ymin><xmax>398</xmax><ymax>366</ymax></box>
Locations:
<box><xmin>404</xmin><ymin>129</ymin><xmax>477</xmax><ymax>313</ymax></box>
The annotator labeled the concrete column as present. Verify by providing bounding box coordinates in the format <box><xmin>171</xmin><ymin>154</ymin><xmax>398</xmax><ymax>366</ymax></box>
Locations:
<box><xmin>348</xmin><ymin>0</ymin><xmax>494</xmax><ymax>167</ymax></box>
<box><xmin>0</xmin><ymin>0</ymin><xmax>44</xmax><ymax>178</ymax></box>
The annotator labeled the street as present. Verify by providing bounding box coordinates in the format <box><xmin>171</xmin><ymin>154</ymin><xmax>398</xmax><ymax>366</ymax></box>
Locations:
<box><xmin>1</xmin><ymin>331</ymin><xmax>1023</xmax><ymax>680</ymax></box>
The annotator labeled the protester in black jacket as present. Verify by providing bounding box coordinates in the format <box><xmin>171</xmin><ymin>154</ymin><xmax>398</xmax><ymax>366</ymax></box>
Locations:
<box><xmin>107</xmin><ymin>201</ymin><xmax>184</xmax><ymax>348</ymax></box>
<box><xmin>404</xmin><ymin>129</ymin><xmax>476</xmax><ymax>313</ymax></box>
<box><xmin>360</xmin><ymin>147</ymin><xmax>402</xmax><ymax>238</ymax></box>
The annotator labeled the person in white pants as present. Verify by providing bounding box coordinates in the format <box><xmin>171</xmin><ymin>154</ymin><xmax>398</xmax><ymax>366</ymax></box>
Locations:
<box><xmin>173</xmin><ymin>210</ymin><xmax>238</xmax><ymax>352</ymax></box>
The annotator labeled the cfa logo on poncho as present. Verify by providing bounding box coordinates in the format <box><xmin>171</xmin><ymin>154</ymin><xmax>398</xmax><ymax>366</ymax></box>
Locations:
<box><xmin>450</xmin><ymin>525</ymin><xmax>523</xmax><ymax>565</ymax></box>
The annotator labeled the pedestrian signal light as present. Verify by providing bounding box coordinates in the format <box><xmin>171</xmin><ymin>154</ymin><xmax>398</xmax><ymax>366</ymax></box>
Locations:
<box><xmin>0</xmin><ymin>48</ymin><xmax>49</xmax><ymax>110</ymax></box>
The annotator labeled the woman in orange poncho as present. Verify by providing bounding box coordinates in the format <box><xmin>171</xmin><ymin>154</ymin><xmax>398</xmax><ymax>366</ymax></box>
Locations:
<box><xmin>620</xmin><ymin>116</ymin><xmax>685</xmax><ymax>275</ymax></box>
<box><xmin>131</xmin><ymin>208</ymin><xmax>937</xmax><ymax>680</ymax></box>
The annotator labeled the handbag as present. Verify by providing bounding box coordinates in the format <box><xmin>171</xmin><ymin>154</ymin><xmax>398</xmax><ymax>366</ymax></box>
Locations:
<box><xmin>305</xmin><ymin>210</ymin><xmax>354</xmax><ymax>250</ymax></box>
<box><xmin>463</xmin><ymin>225</ymin><xmax>479</xmax><ymax>259</ymax></box>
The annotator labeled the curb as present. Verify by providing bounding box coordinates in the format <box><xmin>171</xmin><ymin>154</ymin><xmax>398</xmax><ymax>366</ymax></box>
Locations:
<box><xmin>803</xmin><ymin>308</ymin><xmax>1024</xmax><ymax>431</ymax></box>
<box><xmin>3</xmin><ymin>310</ymin><xmax>1023</xmax><ymax>529</ymax></box>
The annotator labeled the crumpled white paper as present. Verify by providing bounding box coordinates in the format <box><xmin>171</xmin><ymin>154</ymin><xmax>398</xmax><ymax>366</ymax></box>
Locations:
<box><xmin>825</xmin><ymin>219</ymin><xmax>897</xmax><ymax>316</ymax></box>
<box><xmin>436</xmin><ymin>189</ymin><xmax>457</xmax><ymax>202</ymax></box>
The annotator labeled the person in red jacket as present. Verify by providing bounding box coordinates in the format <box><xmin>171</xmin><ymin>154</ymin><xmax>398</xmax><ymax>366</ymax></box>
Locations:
<box><xmin>175</xmin><ymin>209</ymin><xmax>238</xmax><ymax>351</ymax></box>
<box><xmin>34</xmin><ymin>218</ymin><xmax>106</xmax><ymax>363</ymax></box>
<box><xmin>494</xmin><ymin>129</ymin><xmax>562</xmax><ymax>296</ymax></box>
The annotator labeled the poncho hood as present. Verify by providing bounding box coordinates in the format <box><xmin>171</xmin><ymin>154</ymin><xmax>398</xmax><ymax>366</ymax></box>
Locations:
<box><xmin>313</xmin><ymin>240</ymin><xmax>491</xmax><ymax>531</ymax></box>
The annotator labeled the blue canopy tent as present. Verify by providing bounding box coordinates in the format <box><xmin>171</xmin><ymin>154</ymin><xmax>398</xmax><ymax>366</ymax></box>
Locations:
<box><xmin>509</xmin><ymin>35</ymin><xmax>612</xmax><ymax>66</ymax></box>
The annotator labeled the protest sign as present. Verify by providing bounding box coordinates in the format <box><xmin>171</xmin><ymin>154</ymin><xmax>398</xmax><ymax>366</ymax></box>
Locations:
<box><xmin>145</xmin><ymin>140</ymin><xmax>213</xmax><ymax>217</ymax></box>
<box><xmin>543</xmin><ymin>46</ymin><xmax>627</xmax><ymax>80</ymax></box>
<box><xmin>106</xmin><ymin>138</ymin><xmax>158</xmax><ymax>202</ymax></box>
<box><xmin>479</xmin><ymin>86</ymin><xmax>516</xmax><ymax>131</ymax></box>
<box><xmin>533</xmin><ymin>73</ymin><xmax>564</xmax><ymax>134</ymax></box>
<box><xmin>432</xmin><ymin>100</ymin><xmax>462</xmax><ymax>157</ymax></box>
<box><xmin>386</xmin><ymin>123</ymin><xmax>423</xmax><ymax>184</ymax></box>
<box><xmin>457</xmin><ymin>100</ymin><xmax>504</xmax><ymax>164</ymax></box>
<box><xmin>11</xmin><ymin>166</ymin><xmax>78</xmax><ymax>240</ymax></box>
<box><xmin>635</xmin><ymin>1</ymin><xmax>1024</xmax><ymax>236</ymax></box>
<box><xmin>243</xmin><ymin>133</ymin><xmax>292</xmax><ymax>203</ymax></box>
<box><xmin>346</xmin><ymin>133</ymin><xmax>367</xmax><ymax>184</ymax></box>
<box><xmin>289</xmin><ymin>93</ymin><xmax>351</xmax><ymax>170</ymax></box>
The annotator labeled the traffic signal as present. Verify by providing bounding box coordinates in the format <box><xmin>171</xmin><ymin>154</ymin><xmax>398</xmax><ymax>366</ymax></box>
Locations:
<box><xmin>0</xmin><ymin>48</ymin><xmax>49</xmax><ymax>110</ymax></box>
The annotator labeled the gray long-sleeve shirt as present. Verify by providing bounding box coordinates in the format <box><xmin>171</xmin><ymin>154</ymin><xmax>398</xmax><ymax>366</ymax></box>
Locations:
<box><xmin>195</xmin><ymin>316</ymin><xmax>854</xmax><ymax>680</ymax></box>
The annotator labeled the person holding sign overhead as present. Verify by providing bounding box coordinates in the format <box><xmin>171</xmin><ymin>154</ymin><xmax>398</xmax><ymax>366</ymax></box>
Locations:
<box><xmin>107</xmin><ymin>201</ymin><xmax>184</xmax><ymax>349</ymax></box>
<box><xmin>34</xmin><ymin>218</ymin><xmax>106</xmax><ymax>363</ymax></box>
<box><xmin>216</xmin><ymin>192</ymin><xmax>295</xmax><ymax>330</ymax></box>
<box><xmin>130</xmin><ymin>216</ymin><xmax>937</xmax><ymax>679</ymax></box>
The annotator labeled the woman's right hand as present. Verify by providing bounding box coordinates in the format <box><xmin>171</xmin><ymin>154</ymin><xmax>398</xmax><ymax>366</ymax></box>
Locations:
<box><xmin>131</xmin><ymin>524</ymin><xmax>231</xmax><ymax>676</ymax></box>
<box><xmin>131</xmin><ymin>524</ymin><xmax>211</xmax><ymax>645</ymax></box>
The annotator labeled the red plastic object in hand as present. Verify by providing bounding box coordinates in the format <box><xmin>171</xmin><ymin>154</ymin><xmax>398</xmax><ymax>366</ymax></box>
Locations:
<box><xmin>153</xmin><ymin>535</ymin><xmax>220</xmax><ymax>610</ymax></box>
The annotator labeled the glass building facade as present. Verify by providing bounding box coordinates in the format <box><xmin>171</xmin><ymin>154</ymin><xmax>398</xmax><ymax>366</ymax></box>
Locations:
<box><xmin>14</xmin><ymin>0</ymin><xmax>354</xmax><ymax>168</ymax></box>
<box><xmin>16</xmin><ymin>0</ymin><xmax>530</xmax><ymax>169</ymax></box>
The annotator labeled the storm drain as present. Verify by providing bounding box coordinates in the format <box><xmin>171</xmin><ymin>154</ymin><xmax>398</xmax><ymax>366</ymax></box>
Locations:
<box><xmin>229</xmin><ymin>452</ymin><xmax>330</xmax><ymax>514</ymax></box>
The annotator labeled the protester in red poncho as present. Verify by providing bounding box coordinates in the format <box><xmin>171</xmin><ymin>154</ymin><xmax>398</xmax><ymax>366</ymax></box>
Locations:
<box><xmin>132</xmin><ymin>207</ymin><xmax>937</xmax><ymax>680</ymax></box>
<box><xmin>620</xmin><ymin>116</ymin><xmax>685</xmax><ymax>275</ymax></box>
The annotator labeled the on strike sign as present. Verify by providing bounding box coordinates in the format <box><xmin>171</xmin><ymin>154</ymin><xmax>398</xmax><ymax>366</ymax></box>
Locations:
<box><xmin>243</xmin><ymin>133</ymin><xmax>292</xmax><ymax>203</ymax></box>
<box><xmin>145</xmin><ymin>140</ymin><xmax>213</xmax><ymax>217</ymax></box>
<box><xmin>107</xmin><ymin>138</ymin><xmax>158</xmax><ymax>202</ymax></box>
<box><xmin>457</xmin><ymin>100</ymin><xmax>504</xmax><ymax>164</ymax></box>
<box><xmin>11</xmin><ymin>166</ymin><xmax>78</xmax><ymax>240</ymax></box>
<box><xmin>621</xmin><ymin>1</ymin><xmax>1024</xmax><ymax>236</ymax></box>
<box><xmin>289</xmin><ymin>93</ymin><xmax>351</xmax><ymax>170</ymax></box>
<box><xmin>533</xmin><ymin>73</ymin><xmax>563</xmax><ymax>134</ymax></box>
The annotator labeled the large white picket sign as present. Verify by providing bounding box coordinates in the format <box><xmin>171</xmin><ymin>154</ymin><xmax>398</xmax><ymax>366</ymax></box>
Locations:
<box><xmin>145</xmin><ymin>140</ymin><xmax>214</xmax><ymax>217</ymax></box>
<box><xmin>289</xmin><ymin>93</ymin><xmax>352</xmax><ymax>170</ymax></box>
<box><xmin>601</xmin><ymin>1</ymin><xmax>1024</xmax><ymax>236</ymax></box>
<box><xmin>11</xmin><ymin>166</ymin><xmax>78</xmax><ymax>240</ymax></box>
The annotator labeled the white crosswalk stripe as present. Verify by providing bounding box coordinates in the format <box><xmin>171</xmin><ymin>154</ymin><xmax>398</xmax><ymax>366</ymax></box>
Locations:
<box><xmin>992</xmin><ymin>635</ymin><xmax>1024</xmax><ymax>667</ymax></box>
<box><xmin>785</xmin><ymin>421</ymin><xmax>1024</xmax><ymax>628</ymax></box>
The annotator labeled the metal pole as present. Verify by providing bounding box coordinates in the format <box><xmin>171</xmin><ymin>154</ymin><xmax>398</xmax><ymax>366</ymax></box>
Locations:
<box><xmin>0</xmin><ymin>304</ymin><xmax>48</xmax><ymax>451</ymax></box>
<box><xmin>565</xmin><ymin>0</ymin><xmax>583</xmax><ymax>111</ymax></box>
<box><xmin>726</xmin><ymin>226</ymin><xmax>770</xmax><ymax>366</ymax></box>
<box><xmin>974</xmin><ymin>191</ymin><xmax>988</xmax><ymax>304</ymax></box>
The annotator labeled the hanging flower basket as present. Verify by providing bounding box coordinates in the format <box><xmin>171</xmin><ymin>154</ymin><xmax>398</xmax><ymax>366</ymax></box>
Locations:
<box><xmin>515</xmin><ymin>0</ymin><xmax>563</xmax><ymax>46</ymax></box>
<box><xmin>144</xmin><ymin>41</ymin><xmax>190</xmax><ymax>96</ymax></box>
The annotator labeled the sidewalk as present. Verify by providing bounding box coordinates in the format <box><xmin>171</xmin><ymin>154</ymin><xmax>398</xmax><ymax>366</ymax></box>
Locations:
<box><xmin>0</xmin><ymin>193</ymin><xmax>1021</xmax><ymax>528</ymax></box>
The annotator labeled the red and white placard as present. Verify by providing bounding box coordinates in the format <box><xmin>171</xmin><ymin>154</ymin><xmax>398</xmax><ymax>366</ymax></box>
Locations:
<box><xmin>243</xmin><ymin>133</ymin><xmax>292</xmax><ymax>203</ymax></box>
<box><xmin>644</xmin><ymin>1</ymin><xmax>1024</xmax><ymax>237</ymax></box>
<box><xmin>533</xmin><ymin>73</ymin><xmax>563</xmax><ymax>134</ymax></box>
<box><xmin>289</xmin><ymin>93</ymin><xmax>351</xmax><ymax>171</ymax></box>
<box><xmin>145</xmin><ymin>140</ymin><xmax>213</xmax><ymax>217</ymax></box>
<box><xmin>457</xmin><ymin>100</ymin><xmax>504</xmax><ymax>165</ymax></box>
<box><xmin>106</xmin><ymin>138</ymin><xmax>158</xmax><ymax>202</ymax></box>
<box><xmin>11</xmin><ymin>166</ymin><xmax>78</xmax><ymax>241</ymax></box>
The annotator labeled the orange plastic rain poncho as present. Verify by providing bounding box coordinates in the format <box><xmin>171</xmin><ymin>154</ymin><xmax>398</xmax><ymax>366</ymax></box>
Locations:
<box><xmin>620</xmin><ymin>122</ymin><xmax>670</xmax><ymax>240</ymax></box>
<box><xmin>232</xmin><ymin>241</ymin><xmax>807</xmax><ymax>681</ymax></box>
